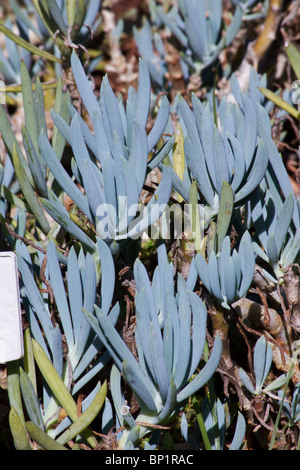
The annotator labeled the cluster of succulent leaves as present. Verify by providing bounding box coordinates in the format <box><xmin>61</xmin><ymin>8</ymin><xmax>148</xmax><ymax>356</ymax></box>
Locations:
<box><xmin>0</xmin><ymin>0</ymin><xmax>300</xmax><ymax>451</ymax></box>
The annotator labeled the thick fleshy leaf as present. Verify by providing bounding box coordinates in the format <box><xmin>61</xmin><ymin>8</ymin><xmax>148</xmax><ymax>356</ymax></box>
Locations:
<box><xmin>135</xmin><ymin>58</ymin><xmax>151</xmax><ymax>129</ymax></box>
<box><xmin>71</xmin><ymin>50</ymin><xmax>99</xmax><ymax>118</ymax></box>
<box><xmin>229</xmin><ymin>412</ymin><xmax>246</xmax><ymax>450</ymax></box>
<box><xmin>40</xmin><ymin>191</ymin><xmax>96</xmax><ymax>252</ymax></box>
<box><xmin>253</xmin><ymin>336</ymin><xmax>273</xmax><ymax>393</ymax></box>
<box><xmin>239</xmin><ymin>368</ymin><xmax>256</xmax><ymax>394</ymax></box>
<box><xmin>177</xmin><ymin>335</ymin><xmax>222</xmax><ymax>403</ymax></box>
<box><xmin>147</xmin><ymin>95</ymin><xmax>170</xmax><ymax>152</ymax></box>
<box><xmin>97</xmin><ymin>238</ymin><xmax>115</xmax><ymax>316</ymax></box>
<box><xmin>47</xmin><ymin>241</ymin><xmax>74</xmax><ymax>351</ymax></box>
<box><xmin>274</xmin><ymin>193</ymin><xmax>294</xmax><ymax>255</ymax></box>
<box><xmin>39</xmin><ymin>129</ymin><xmax>92</xmax><ymax>219</ymax></box>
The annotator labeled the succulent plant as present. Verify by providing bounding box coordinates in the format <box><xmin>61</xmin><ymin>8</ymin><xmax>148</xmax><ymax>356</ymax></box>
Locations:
<box><xmin>181</xmin><ymin>396</ymin><xmax>246</xmax><ymax>450</ymax></box>
<box><xmin>239</xmin><ymin>336</ymin><xmax>288</xmax><ymax>396</ymax></box>
<box><xmin>83</xmin><ymin>243</ymin><xmax>222</xmax><ymax>448</ymax></box>
<box><xmin>278</xmin><ymin>382</ymin><xmax>300</xmax><ymax>425</ymax></box>
<box><xmin>195</xmin><ymin>231</ymin><xmax>255</xmax><ymax>309</ymax></box>
<box><xmin>149</xmin><ymin>0</ymin><xmax>243</xmax><ymax>79</ymax></box>
<box><xmin>39</xmin><ymin>51</ymin><xmax>175</xmax><ymax>251</ymax></box>
<box><xmin>167</xmin><ymin>88</ymin><xmax>269</xmax><ymax>234</ymax></box>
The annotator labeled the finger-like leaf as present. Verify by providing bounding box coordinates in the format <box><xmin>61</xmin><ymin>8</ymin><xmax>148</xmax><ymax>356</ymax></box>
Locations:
<box><xmin>40</xmin><ymin>190</ymin><xmax>96</xmax><ymax>252</ymax></box>
<box><xmin>274</xmin><ymin>193</ymin><xmax>294</xmax><ymax>254</ymax></box>
<box><xmin>239</xmin><ymin>367</ymin><xmax>256</xmax><ymax>394</ymax></box>
<box><xmin>47</xmin><ymin>241</ymin><xmax>74</xmax><ymax>351</ymax></box>
<box><xmin>9</xmin><ymin>407</ymin><xmax>32</xmax><ymax>450</ymax></box>
<box><xmin>22</xmin><ymin>125</ymin><xmax>48</xmax><ymax>198</ymax></box>
<box><xmin>32</xmin><ymin>339</ymin><xmax>98</xmax><ymax>448</ymax></box>
<box><xmin>229</xmin><ymin>412</ymin><xmax>246</xmax><ymax>450</ymax></box>
<box><xmin>216</xmin><ymin>181</ymin><xmax>234</xmax><ymax>251</ymax></box>
<box><xmin>97</xmin><ymin>238</ymin><xmax>115</xmax><ymax>316</ymax></box>
<box><xmin>57</xmin><ymin>381</ymin><xmax>107</xmax><ymax>445</ymax></box>
<box><xmin>253</xmin><ymin>336</ymin><xmax>273</xmax><ymax>393</ymax></box>
<box><xmin>147</xmin><ymin>95</ymin><xmax>170</xmax><ymax>152</ymax></box>
<box><xmin>19</xmin><ymin>367</ymin><xmax>44</xmax><ymax>430</ymax></box>
<box><xmin>177</xmin><ymin>335</ymin><xmax>222</xmax><ymax>403</ymax></box>
<box><xmin>12</xmin><ymin>144</ymin><xmax>50</xmax><ymax>234</ymax></box>
<box><xmin>25</xmin><ymin>421</ymin><xmax>67</xmax><ymax>450</ymax></box>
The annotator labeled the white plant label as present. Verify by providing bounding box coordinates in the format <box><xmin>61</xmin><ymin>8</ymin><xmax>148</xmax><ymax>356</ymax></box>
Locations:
<box><xmin>0</xmin><ymin>252</ymin><xmax>23</xmax><ymax>363</ymax></box>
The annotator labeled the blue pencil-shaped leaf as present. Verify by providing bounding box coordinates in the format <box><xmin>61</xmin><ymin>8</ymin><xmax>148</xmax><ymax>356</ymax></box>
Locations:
<box><xmin>19</xmin><ymin>367</ymin><xmax>44</xmax><ymax>430</ymax></box>
<box><xmin>224</xmin><ymin>256</ymin><xmax>236</xmax><ymax>304</ymax></box>
<box><xmin>238</xmin><ymin>231</ymin><xmax>255</xmax><ymax>298</ymax></box>
<box><xmin>100</xmin><ymin>75</ymin><xmax>125</xmax><ymax>146</ymax></box>
<box><xmin>227</xmin><ymin>133</ymin><xmax>246</xmax><ymax>193</ymax></box>
<box><xmin>253</xmin><ymin>336</ymin><xmax>273</xmax><ymax>393</ymax></box>
<box><xmin>92</xmin><ymin>109</ymin><xmax>111</xmax><ymax>167</ymax></box>
<box><xmin>119</xmin><ymin>156</ymin><xmax>141</xmax><ymax>232</ymax></box>
<box><xmin>162</xmin><ymin>299</ymin><xmax>174</xmax><ymax>379</ymax></box>
<box><xmin>124</xmin><ymin>166</ymin><xmax>172</xmax><ymax>239</ymax></box>
<box><xmin>122</xmin><ymin>359</ymin><xmax>158</xmax><ymax>414</ymax></box>
<box><xmin>177</xmin><ymin>335</ymin><xmax>222</xmax><ymax>403</ymax></box>
<box><xmin>184</xmin><ymin>138</ymin><xmax>215</xmax><ymax>206</ymax></box>
<box><xmin>135</xmin><ymin>58</ymin><xmax>151</xmax><ymax>129</ymax></box>
<box><xmin>40</xmin><ymin>190</ymin><xmax>96</xmax><ymax>252</ymax></box>
<box><xmin>229</xmin><ymin>411</ymin><xmax>246</xmax><ymax>450</ymax></box>
<box><xmin>22</xmin><ymin>124</ymin><xmax>48</xmax><ymax>198</ymax></box>
<box><xmin>239</xmin><ymin>367</ymin><xmax>256</xmax><ymax>394</ymax></box>
<box><xmin>128</xmin><ymin>120</ymin><xmax>148</xmax><ymax>194</ymax></box>
<box><xmin>89</xmin><ymin>305</ymin><xmax>158</xmax><ymax>412</ymax></box>
<box><xmin>135</xmin><ymin>290</ymin><xmax>156</xmax><ymax>374</ymax></box>
<box><xmin>67</xmin><ymin>246</ymin><xmax>84</xmax><ymax>341</ymax></box>
<box><xmin>274</xmin><ymin>193</ymin><xmax>294</xmax><ymax>255</ymax></box>
<box><xmin>147</xmin><ymin>95</ymin><xmax>170</xmax><ymax>153</ymax></box>
<box><xmin>174</xmin><ymin>275</ymin><xmax>192</xmax><ymax>390</ymax></box>
<box><xmin>39</xmin><ymin>129</ymin><xmax>92</xmax><ymax>220</ymax></box>
<box><xmin>224</xmin><ymin>5</ymin><xmax>243</xmax><ymax>46</ymax></box>
<box><xmin>147</xmin><ymin>135</ymin><xmax>176</xmax><ymax>172</ymax></box>
<box><xmin>47</xmin><ymin>241</ymin><xmax>74</xmax><ymax>351</ymax></box>
<box><xmin>51</xmin><ymin>109</ymin><xmax>72</xmax><ymax>146</ymax></box>
<box><xmin>184</xmin><ymin>0</ymin><xmax>208</xmax><ymax>59</ymax></box>
<box><xmin>240</xmin><ymin>94</ymin><xmax>257</xmax><ymax>169</ymax></box>
<box><xmin>218</xmin><ymin>236</ymin><xmax>231</xmax><ymax>297</ymax></box>
<box><xmin>282</xmin><ymin>228</ymin><xmax>300</xmax><ymax>266</ymax></box>
<box><xmin>71</xmin><ymin>115</ymin><xmax>105</xmax><ymax>217</ymax></box>
<box><xmin>102</xmin><ymin>154</ymin><xmax>117</xmax><ymax>228</ymax></box>
<box><xmin>71</xmin><ymin>51</ymin><xmax>100</xmax><ymax>118</ymax></box>
<box><xmin>188</xmin><ymin>291</ymin><xmax>207</xmax><ymax>379</ymax></box>
<box><xmin>157</xmin><ymin>379</ymin><xmax>177</xmax><ymax>423</ymax></box>
<box><xmin>17</xmin><ymin>249</ymin><xmax>54</xmax><ymax>349</ymax></box>
<box><xmin>234</xmin><ymin>139</ymin><xmax>268</xmax><ymax>204</ymax></box>
<box><xmin>267</xmin><ymin>232</ymin><xmax>278</xmax><ymax>264</ymax></box>
<box><xmin>68</xmin><ymin>105</ymin><xmax>99</xmax><ymax>158</ymax></box>
<box><xmin>195</xmin><ymin>253</ymin><xmax>211</xmax><ymax>294</ymax></box>
<box><xmin>208</xmin><ymin>251</ymin><xmax>222</xmax><ymax>301</ymax></box>
<box><xmin>97</xmin><ymin>238</ymin><xmax>115</xmax><ymax>316</ymax></box>
<box><xmin>213</xmin><ymin>126</ymin><xmax>229</xmax><ymax>196</ymax></box>
<box><xmin>148</xmin><ymin>320</ymin><xmax>170</xmax><ymax>402</ymax></box>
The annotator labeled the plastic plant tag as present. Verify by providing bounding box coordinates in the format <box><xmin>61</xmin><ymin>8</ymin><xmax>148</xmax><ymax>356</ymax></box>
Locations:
<box><xmin>0</xmin><ymin>252</ymin><xmax>23</xmax><ymax>363</ymax></box>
